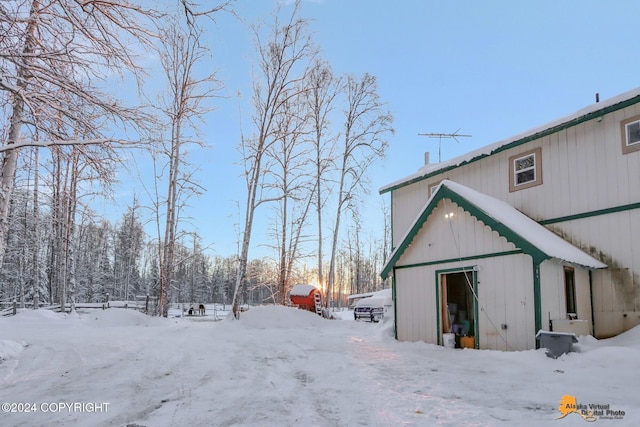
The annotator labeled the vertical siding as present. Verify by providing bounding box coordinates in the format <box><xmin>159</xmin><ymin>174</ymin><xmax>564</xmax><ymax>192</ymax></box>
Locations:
<box><xmin>391</xmin><ymin>104</ymin><xmax>640</xmax><ymax>222</ymax></box>
<box><xmin>395</xmin><ymin>254</ymin><xmax>535</xmax><ymax>350</ymax></box>
<box><xmin>539</xmin><ymin>261</ymin><xmax>563</xmax><ymax>330</ymax></box>
<box><xmin>570</xmin><ymin>209</ymin><xmax>640</xmax><ymax>338</ymax></box>
<box><xmin>398</xmin><ymin>199</ymin><xmax>516</xmax><ymax>267</ymax></box>
<box><xmin>395</xmin><ymin>266</ymin><xmax>437</xmax><ymax>344</ymax></box>
<box><xmin>390</xmin><ymin>101</ymin><xmax>640</xmax><ymax>338</ymax></box>
<box><xmin>392</xmin><ymin>180</ymin><xmax>431</xmax><ymax>249</ymax></box>
<box><xmin>575</xmin><ymin>268</ymin><xmax>593</xmax><ymax>331</ymax></box>
<box><xmin>539</xmin><ymin>261</ymin><xmax>592</xmax><ymax>335</ymax></box>
<box><xmin>476</xmin><ymin>254</ymin><xmax>535</xmax><ymax>351</ymax></box>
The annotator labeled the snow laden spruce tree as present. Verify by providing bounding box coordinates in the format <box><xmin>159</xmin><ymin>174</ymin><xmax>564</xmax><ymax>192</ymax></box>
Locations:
<box><xmin>114</xmin><ymin>201</ymin><xmax>144</xmax><ymax>303</ymax></box>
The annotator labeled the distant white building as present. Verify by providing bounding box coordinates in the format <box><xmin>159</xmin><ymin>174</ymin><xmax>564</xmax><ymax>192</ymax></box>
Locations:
<box><xmin>380</xmin><ymin>88</ymin><xmax>640</xmax><ymax>350</ymax></box>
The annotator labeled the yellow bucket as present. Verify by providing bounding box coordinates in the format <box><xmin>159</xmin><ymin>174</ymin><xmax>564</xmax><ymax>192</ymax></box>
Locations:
<box><xmin>460</xmin><ymin>336</ymin><xmax>475</xmax><ymax>349</ymax></box>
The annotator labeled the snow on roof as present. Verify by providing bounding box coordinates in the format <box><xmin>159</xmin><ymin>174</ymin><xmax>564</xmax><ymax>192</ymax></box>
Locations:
<box><xmin>439</xmin><ymin>180</ymin><xmax>607</xmax><ymax>269</ymax></box>
<box><xmin>381</xmin><ymin>180</ymin><xmax>606</xmax><ymax>279</ymax></box>
<box><xmin>348</xmin><ymin>288</ymin><xmax>392</xmax><ymax>300</ymax></box>
<box><xmin>380</xmin><ymin>87</ymin><xmax>640</xmax><ymax>193</ymax></box>
<box><xmin>289</xmin><ymin>284</ymin><xmax>318</xmax><ymax>297</ymax></box>
<box><xmin>354</xmin><ymin>296</ymin><xmax>392</xmax><ymax>307</ymax></box>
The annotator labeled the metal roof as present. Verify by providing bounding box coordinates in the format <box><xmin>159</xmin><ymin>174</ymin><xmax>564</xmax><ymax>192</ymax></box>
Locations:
<box><xmin>380</xmin><ymin>87</ymin><xmax>640</xmax><ymax>194</ymax></box>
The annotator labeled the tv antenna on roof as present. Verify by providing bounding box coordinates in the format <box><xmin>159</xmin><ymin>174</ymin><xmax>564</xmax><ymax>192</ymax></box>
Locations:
<box><xmin>418</xmin><ymin>129</ymin><xmax>471</xmax><ymax>162</ymax></box>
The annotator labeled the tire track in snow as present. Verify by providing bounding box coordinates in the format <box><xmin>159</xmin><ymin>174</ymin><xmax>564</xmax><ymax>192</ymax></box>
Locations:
<box><xmin>346</xmin><ymin>335</ymin><xmax>494</xmax><ymax>426</ymax></box>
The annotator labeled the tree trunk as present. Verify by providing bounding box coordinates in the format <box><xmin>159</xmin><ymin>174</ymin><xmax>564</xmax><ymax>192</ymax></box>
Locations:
<box><xmin>278</xmin><ymin>186</ymin><xmax>288</xmax><ymax>305</ymax></box>
<box><xmin>0</xmin><ymin>0</ymin><xmax>41</xmax><ymax>269</ymax></box>
<box><xmin>327</xmin><ymin>147</ymin><xmax>349</xmax><ymax>307</ymax></box>
<box><xmin>32</xmin><ymin>148</ymin><xmax>40</xmax><ymax>309</ymax></box>
<box><xmin>314</xmin><ymin>124</ymin><xmax>325</xmax><ymax>296</ymax></box>
<box><xmin>65</xmin><ymin>150</ymin><xmax>79</xmax><ymax>312</ymax></box>
<box><xmin>231</xmin><ymin>177</ymin><xmax>258</xmax><ymax>317</ymax></box>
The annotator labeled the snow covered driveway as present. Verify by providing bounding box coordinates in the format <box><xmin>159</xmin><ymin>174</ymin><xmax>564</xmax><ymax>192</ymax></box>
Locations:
<box><xmin>1</xmin><ymin>306</ymin><xmax>638</xmax><ymax>426</ymax></box>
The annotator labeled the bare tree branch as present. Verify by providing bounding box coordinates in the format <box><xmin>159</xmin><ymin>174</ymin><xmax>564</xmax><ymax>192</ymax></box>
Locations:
<box><xmin>326</xmin><ymin>72</ymin><xmax>394</xmax><ymax>306</ymax></box>
<box><xmin>0</xmin><ymin>138</ymin><xmax>140</xmax><ymax>152</ymax></box>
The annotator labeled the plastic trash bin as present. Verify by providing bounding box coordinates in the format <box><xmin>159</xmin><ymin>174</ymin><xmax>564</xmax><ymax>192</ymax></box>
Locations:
<box><xmin>536</xmin><ymin>330</ymin><xmax>578</xmax><ymax>358</ymax></box>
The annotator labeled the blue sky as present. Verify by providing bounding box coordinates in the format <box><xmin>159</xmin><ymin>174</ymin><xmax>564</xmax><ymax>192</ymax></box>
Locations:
<box><xmin>108</xmin><ymin>0</ymin><xmax>639</xmax><ymax>259</ymax></box>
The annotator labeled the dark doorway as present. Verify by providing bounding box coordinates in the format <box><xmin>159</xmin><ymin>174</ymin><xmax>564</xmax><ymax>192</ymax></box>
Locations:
<box><xmin>564</xmin><ymin>266</ymin><xmax>576</xmax><ymax>318</ymax></box>
<box><xmin>440</xmin><ymin>270</ymin><xmax>476</xmax><ymax>348</ymax></box>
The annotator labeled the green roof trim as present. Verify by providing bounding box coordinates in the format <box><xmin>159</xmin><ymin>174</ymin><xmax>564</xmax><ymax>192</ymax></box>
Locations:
<box><xmin>539</xmin><ymin>202</ymin><xmax>640</xmax><ymax>225</ymax></box>
<box><xmin>380</xmin><ymin>185</ymin><xmax>550</xmax><ymax>280</ymax></box>
<box><xmin>380</xmin><ymin>94</ymin><xmax>640</xmax><ymax>195</ymax></box>
<box><xmin>394</xmin><ymin>249</ymin><xmax>523</xmax><ymax>271</ymax></box>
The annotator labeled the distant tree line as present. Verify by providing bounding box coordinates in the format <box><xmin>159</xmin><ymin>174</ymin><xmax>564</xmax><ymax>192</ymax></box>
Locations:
<box><xmin>0</xmin><ymin>183</ymin><xmax>388</xmax><ymax>308</ymax></box>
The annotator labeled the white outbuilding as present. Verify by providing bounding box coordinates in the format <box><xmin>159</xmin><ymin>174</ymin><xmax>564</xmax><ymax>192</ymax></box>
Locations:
<box><xmin>381</xmin><ymin>180</ymin><xmax>605</xmax><ymax>350</ymax></box>
<box><xmin>380</xmin><ymin>88</ymin><xmax>640</xmax><ymax>350</ymax></box>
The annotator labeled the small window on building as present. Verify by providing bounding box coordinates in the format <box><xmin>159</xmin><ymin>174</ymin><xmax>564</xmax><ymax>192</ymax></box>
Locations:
<box><xmin>428</xmin><ymin>180</ymin><xmax>444</xmax><ymax>197</ymax></box>
<box><xmin>564</xmin><ymin>267</ymin><xmax>577</xmax><ymax>318</ymax></box>
<box><xmin>509</xmin><ymin>147</ymin><xmax>542</xmax><ymax>192</ymax></box>
<box><xmin>621</xmin><ymin>115</ymin><xmax>640</xmax><ymax>154</ymax></box>
<box><xmin>514</xmin><ymin>154</ymin><xmax>535</xmax><ymax>184</ymax></box>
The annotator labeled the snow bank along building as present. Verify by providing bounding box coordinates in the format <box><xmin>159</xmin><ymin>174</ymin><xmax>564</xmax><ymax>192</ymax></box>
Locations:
<box><xmin>380</xmin><ymin>88</ymin><xmax>640</xmax><ymax>351</ymax></box>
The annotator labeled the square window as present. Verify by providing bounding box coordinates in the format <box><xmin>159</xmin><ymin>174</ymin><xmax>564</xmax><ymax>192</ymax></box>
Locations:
<box><xmin>509</xmin><ymin>147</ymin><xmax>542</xmax><ymax>192</ymax></box>
<box><xmin>514</xmin><ymin>153</ymin><xmax>536</xmax><ymax>186</ymax></box>
<box><xmin>621</xmin><ymin>115</ymin><xmax>640</xmax><ymax>154</ymax></box>
<box><xmin>516</xmin><ymin>168</ymin><xmax>535</xmax><ymax>185</ymax></box>
<box><xmin>515</xmin><ymin>155</ymin><xmax>534</xmax><ymax>171</ymax></box>
<box><xmin>626</xmin><ymin>121</ymin><xmax>640</xmax><ymax>146</ymax></box>
<box><xmin>428</xmin><ymin>180</ymin><xmax>445</xmax><ymax>197</ymax></box>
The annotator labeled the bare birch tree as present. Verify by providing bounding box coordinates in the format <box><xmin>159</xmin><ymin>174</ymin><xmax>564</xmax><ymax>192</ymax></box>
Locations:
<box><xmin>303</xmin><ymin>60</ymin><xmax>340</xmax><ymax>293</ymax></box>
<box><xmin>30</xmin><ymin>146</ymin><xmax>44</xmax><ymax>307</ymax></box>
<box><xmin>0</xmin><ymin>0</ymin><xmax>160</xmax><ymax>268</ymax></box>
<box><xmin>232</xmin><ymin>0</ymin><xmax>315</xmax><ymax>316</ymax></box>
<box><xmin>265</xmin><ymin>90</ymin><xmax>316</xmax><ymax>305</ymax></box>
<box><xmin>326</xmin><ymin>73</ymin><xmax>393</xmax><ymax>306</ymax></box>
<box><xmin>152</xmin><ymin>20</ymin><xmax>221</xmax><ymax>316</ymax></box>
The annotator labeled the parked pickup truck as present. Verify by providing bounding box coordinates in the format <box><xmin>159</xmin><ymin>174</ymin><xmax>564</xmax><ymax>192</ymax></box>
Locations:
<box><xmin>353</xmin><ymin>296</ymin><xmax>391</xmax><ymax>322</ymax></box>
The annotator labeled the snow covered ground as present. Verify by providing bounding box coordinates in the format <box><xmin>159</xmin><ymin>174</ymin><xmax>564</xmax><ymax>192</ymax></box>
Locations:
<box><xmin>1</xmin><ymin>306</ymin><xmax>638</xmax><ymax>427</ymax></box>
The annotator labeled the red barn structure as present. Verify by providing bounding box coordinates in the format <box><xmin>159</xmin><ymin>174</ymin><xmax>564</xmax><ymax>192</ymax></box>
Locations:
<box><xmin>289</xmin><ymin>284</ymin><xmax>322</xmax><ymax>315</ymax></box>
